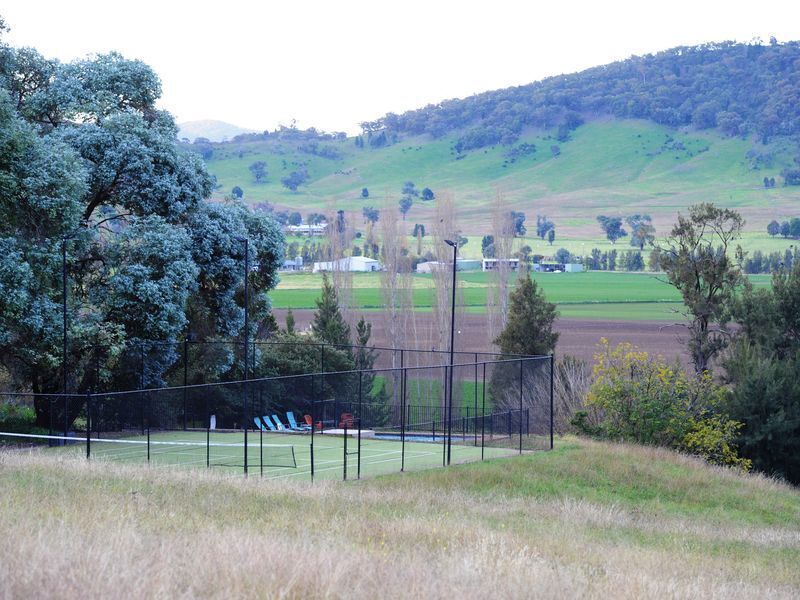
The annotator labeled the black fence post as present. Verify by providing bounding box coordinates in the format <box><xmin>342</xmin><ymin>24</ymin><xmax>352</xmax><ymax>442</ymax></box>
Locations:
<box><xmin>474</xmin><ymin>353</ymin><xmax>478</xmax><ymax>446</ymax></box>
<box><xmin>206</xmin><ymin>395</ymin><xmax>210</xmax><ymax>468</ymax></box>
<box><xmin>310</xmin><ymin>391</ymin><xmax>315</xmax><ymax>482</ymax></box>
<box><xmin>550</xmin><ymin>354</ymin><xmax>555</xmax><ymax>450</ymax></box>
<box><xmin>85</xmin><ymin>392</ymin><xmax>91</xmax><ymax>459</ymax></box>
<box><xmin>357</xmin><ymin>417</ymin><xmax>362</xmax><ymax>480</ymax></box>
<box><xmin>357</xmin><ymin>371</ymin><xmax>363</xmax><ymax>430</ymax></box>
<box><xmin>401</xmin><ymin>362</ymin><xmax>407</xmax><ymax>472</ymax></box>
<box><xmin>519</xmin><ymin>359</ymin><xmax>523</xmax><ymax>455</ymax></box>
<box><xmin>146</xmin><ymin>391</ymin><xmax>151</xmax><ymax>463</ymax></box>
<box><xmin>343</xmin><ymin>423</ymin><xmax>348</xmax><ymax>481</ymax></box>
<box><xmin>183</xmin><ymin>338</ymin><xmax>188</xmax><ymax>430</ymax></box>
<box><xmin>481</xmin><ymin>362</ymin><xmax>486</xmax><ymax>461</ymax></box>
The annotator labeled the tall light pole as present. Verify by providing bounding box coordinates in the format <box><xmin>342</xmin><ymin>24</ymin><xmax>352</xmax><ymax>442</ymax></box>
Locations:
<box><xmin>237</xmin><ymin>237</ymin><xmax>250</xmax><ymax>475</ymax></box>
<box><xmin>61</xmin><ymin>236</ymin><xmax>73</xmax><ymax>437</ymax></box>
<box><xmin>444</xmin><ymin>239</ymin><xmax>458</xmax><ymax>465</ymax></box>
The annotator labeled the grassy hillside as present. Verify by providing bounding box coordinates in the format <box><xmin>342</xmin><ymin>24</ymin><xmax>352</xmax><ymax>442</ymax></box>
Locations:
<box><xmin>2</xmin><ymin>438</ymin><xmax>798</xmax><ymax>597</ymax></box>
<box><xmin>202</xmin><ymin>119</ymin><xmax>800</xmax><ymax>244</ymax></box>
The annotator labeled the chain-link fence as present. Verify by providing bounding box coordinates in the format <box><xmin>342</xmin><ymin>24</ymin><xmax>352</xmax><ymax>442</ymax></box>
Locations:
<box><xmin>1</xmin><ymin>352</ymin><xmax>553</xmax><ymax>481</ymax></box>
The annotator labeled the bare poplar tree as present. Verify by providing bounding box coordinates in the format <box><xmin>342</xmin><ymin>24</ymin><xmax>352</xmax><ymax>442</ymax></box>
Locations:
<box><xmin>324</xmin><ymin>205</ymin><xmax>355</xmax><ymax>337</ymax></box>
<box><xmin>379</xmin><ymin>205</ymin><xmax>415</xmax><ymax>408</ymax></box>
<box><xmin>486</xmin><ymin>189</ymin><xmax>515</xmax><ymax>346</ymax></box>
<box><xmin>430</xmin><ymin>191</ymin><xmax>465</xmax><ymax>413</ymax></box>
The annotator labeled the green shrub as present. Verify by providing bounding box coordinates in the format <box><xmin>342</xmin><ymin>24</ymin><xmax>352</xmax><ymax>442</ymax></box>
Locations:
<box><xmin>573</xmin><ymin>340</ymin><xmax>750</xmax><ymax>470</ymax></box>
<box><xmin>0</xmin><ymin>402</ymin><xmax>36</xmax><ymax>434</ymax></box>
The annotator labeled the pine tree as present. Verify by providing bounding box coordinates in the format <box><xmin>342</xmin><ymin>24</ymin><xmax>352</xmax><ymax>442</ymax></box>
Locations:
<box><xmin>311</xmin><ymin>273</ymin><xmax>351</xmax><ymax>346</ymax></box>
<box><xmin>285</xmin><ymin>308</ymin><xmax>295</xmax><ymax>334</ymax></box>
<box><xmin>494</xmin><ymin>275</ymin><xmax>558</xmax><ymax>356</ymax></box>
<box><xmin>353</xmin><ymin>316</ymin><xmax>390</xmax><ymax>426</ymax></box>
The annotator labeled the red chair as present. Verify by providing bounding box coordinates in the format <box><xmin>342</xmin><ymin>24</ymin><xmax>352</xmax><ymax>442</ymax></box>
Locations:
<box><xmin>338</xmin><ymin>413</ymin><xmax>354</xmax><ymax>428</ymax></box>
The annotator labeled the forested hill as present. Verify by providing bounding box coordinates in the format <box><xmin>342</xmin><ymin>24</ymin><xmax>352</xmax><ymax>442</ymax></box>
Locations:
<box><xmin>359</xmin><ymin>41</ymin><xmax>800</xmax><ymax>152</ymax></box>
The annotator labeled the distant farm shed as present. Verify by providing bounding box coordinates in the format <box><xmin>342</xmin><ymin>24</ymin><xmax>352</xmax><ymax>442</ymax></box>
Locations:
<box><xmin>313</xmin><ymin>256</ymin><xmax>382</xmax><ymax>273</ymax></box>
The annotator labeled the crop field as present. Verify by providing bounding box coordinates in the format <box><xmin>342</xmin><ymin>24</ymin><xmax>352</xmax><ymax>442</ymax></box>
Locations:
<box><xmin>270</xmin><ymin>271</ymin><xmax>772</xmax><ymax>320</ymax></box>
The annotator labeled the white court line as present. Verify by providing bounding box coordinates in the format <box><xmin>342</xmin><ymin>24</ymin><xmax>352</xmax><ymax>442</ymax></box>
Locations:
<box><xmin>268</xmin><ymin>450</ymin><xmax>439</xmax><ymax>480</ymax></box>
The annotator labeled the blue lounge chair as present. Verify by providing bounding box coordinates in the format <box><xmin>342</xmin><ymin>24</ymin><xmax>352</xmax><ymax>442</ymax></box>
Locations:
<box><xmin>287</xmin><ymin>411</ymin><xmax>311</xmax><ymax>431</ymax></box>
<box><xmin>253</xmin><ymin>416</ymin><xmax>269</xmax><ymax>432</ymax></box>
<box><xmin>271</xmin><ymin>414</ymin><xmax>289</xmax><ymax>431</ymax></box>
<box><xmin>261</xmin><ymin>415</ymin><xmax>278</xmax><ymax>432</ymax></box>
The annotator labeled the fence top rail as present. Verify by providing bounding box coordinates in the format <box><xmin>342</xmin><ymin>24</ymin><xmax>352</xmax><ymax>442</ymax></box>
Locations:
<box><xmin>98</xmin><ymin>338</ymin><xmax>542</xmax><ymax>360</ymax></box>
<box><xmin>96</xmin><ymin>355</ymin><xmax>553</xmax><ymax>398</ymax></box>
<box><xmin>0</xmin><ymin>391</ymin><xmax>87</xmax><ymax>399</ymax></box>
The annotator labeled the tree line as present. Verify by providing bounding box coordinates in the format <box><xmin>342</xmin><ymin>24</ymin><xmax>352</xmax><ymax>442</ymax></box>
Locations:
<box><xmin>360</xmin><ymin>40</ymin><xmax>800</xmax><ymax>152</ymax></box>
<box><xmin>0</xmin><ymin>21</ymin><xmax>285</xmax><ymax>427</ymax></box>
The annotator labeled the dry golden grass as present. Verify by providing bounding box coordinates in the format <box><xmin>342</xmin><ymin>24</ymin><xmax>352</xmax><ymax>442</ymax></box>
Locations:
<box><xmin>1</xmin><ymin>438</ymin><xmax>799</xmax><ymax>599</ymax></box>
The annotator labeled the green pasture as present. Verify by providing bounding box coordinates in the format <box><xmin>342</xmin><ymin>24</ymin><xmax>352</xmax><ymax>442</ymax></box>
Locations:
<box><xmin>204</xmin><ymin>119</ymin><xmax>800</xmax><ymax>237</ymax></box>
<box><xmin>270</xmin><ymin>271</ymin><xmax>772</xmax><ymax>320</ymax></box>
<box><xmin>51</xmin><ymin>430</ymin><xmax>518</xmax><ymax>481</ymax></box>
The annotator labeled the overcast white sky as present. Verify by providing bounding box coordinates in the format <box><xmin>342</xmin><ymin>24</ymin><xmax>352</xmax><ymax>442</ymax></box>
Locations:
<box><xmin>3</xmin><ymin>1</ymin><xmax>799</xmax><ymax>134</ymax></box>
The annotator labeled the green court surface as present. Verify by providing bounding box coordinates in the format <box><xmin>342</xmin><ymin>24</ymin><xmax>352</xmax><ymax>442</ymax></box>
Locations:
<box><xmin>50</xmin><ymin>430</ymin><xmax>523</xmax><ymax>481</ymax></box>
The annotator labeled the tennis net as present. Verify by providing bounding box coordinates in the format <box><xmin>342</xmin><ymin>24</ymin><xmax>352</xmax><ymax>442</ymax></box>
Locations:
<box><xmin>0</xmin><ymin>431</ymin><xmax>298</xmax><ymax>469</ymax></box>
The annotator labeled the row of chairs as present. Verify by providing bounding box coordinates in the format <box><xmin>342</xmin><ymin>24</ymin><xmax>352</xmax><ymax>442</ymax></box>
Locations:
<box><xmin>253</xmin><ymin>412</ymin><xmax>312</xmax><ymax>433</ymax></box>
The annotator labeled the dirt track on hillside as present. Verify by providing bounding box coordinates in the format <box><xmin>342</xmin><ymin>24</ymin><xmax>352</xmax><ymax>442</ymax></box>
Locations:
<box><xmin>272</xmin><ymin>309</ymin><xmax>690</xmax><ymax>366</ymax></box>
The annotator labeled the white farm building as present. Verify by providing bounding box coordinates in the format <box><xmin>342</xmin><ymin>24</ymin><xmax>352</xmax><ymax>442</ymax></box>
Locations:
<box><xmin>312</xmin><ymin>256</ymin><xmax>382</xmax><ymax>273</ymax></box>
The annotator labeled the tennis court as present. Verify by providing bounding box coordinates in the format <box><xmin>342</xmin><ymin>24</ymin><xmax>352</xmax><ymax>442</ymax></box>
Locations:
<box><xmin>1</xmin><ymin>430</ymin><xmax>523</xmax><ymax>481</ymax></box>
<box><xmin>2</xmin><ymin>350</ymin><xmax>554</xmax><ymax>481</ymax></box>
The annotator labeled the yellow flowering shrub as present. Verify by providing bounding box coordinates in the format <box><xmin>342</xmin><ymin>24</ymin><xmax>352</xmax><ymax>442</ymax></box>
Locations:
<box><xmin>572</xmin><ymin>339</ymin><xmax>749</xmax><ymax>470</ymax></box>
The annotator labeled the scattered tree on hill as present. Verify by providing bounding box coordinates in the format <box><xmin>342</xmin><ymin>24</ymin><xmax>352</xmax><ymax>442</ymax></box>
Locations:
<box><xmin>401</xmin><ymin>181</ymin><xmax>419</xmax><ymax>197</ymax></box>
<box><xmin>547</xmin><ymin>228</ymin><xmax>555</xmax><ymax>245</ymax></box>
<box><xmin>413</xmin><ymin>223</ymin><xmax>426</xmax><ymax>254</ymax></box>
<box><xmin>481</xmin><ymin>235</ymin><xmax>495</xmax><ymax>258</ymax></box>
<box><xmin>249</xmin><ymin>161</ymin><xmax>268</xmax><ymax>182</ymax></box>
<box><xmin>554</xmin><ymin>248</ymin><xmax>572</xmax><ymax>264</ymax></box>
<box><xmin>361</xmin><ymin>187</ymin><xmax>369</xmax><ymax>198</ymax></box>
<box><xmin>231</xmin><ymin>186</ymin><xmax>244</xmax><ymax>199</ymax></box>
<box><xmin>791</xmin><ymin>218</ymin><xmax>800</xmax><ymax>238</ymax></box>
<box><xmin>307</xmin><ymin>212</ymin><xmax>326</xmax><ymax>225</ymax></box>
<box><xmin>783</xmin><ymin>168</ymin><xmax>800</xmax><ymax>186</ymax></box>
<box><xmin>421</xmin><ymin>187</ymin><xmax>435</xmax><ymax>201</ymax></box>
<box><xmin>767</xmin><ymin>220</ymin><xmax>780</xmax><ymax>237</ymax></box>
<box><xmin>287</xmin><ymin>212</ymin><xmax>302</xmax><ymax>226</ymax></box>
<box><xmin>511</xmin><ymin>211</ymin><xmax>527</xmax><ymax>236</ymax></box>
<box><xmin>281</xmin><ymin>170</ymin><xmax>308</xmax><ymax>191</ymax></box>
<box><xmin>362</xmin><ymin>206</ymin><xmax>379</xmax><ymax>224</ymax></box>
<box><xmin>398</xmin><ymin>196</ymin><xmax>413</xmax><ymax>220</ymax></box>
<box><xmin>626</xmin><ymin>214</ymin><xmax>656</xmax><ymax>249</ymax></box>
<box><xmin>536</xmin><ymin>215</ymin><xmax>555</xmax><ymax>240</ymax></box>
<box><xmin>597</xmin><ymin>216</ymin><xmax>627</xmax><ymax>244</ymax></box>
<box><xmin>658</xmin><ymin>203</ymin><xmax>744</xmax><ymax>373</ymax></box>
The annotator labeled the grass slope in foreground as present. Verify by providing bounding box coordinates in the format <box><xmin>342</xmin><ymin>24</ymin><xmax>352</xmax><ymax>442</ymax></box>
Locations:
<box><xmin>1</xmin><ymin>438</ymin><xmax>798</xmax><ymax>598</ymax></box>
